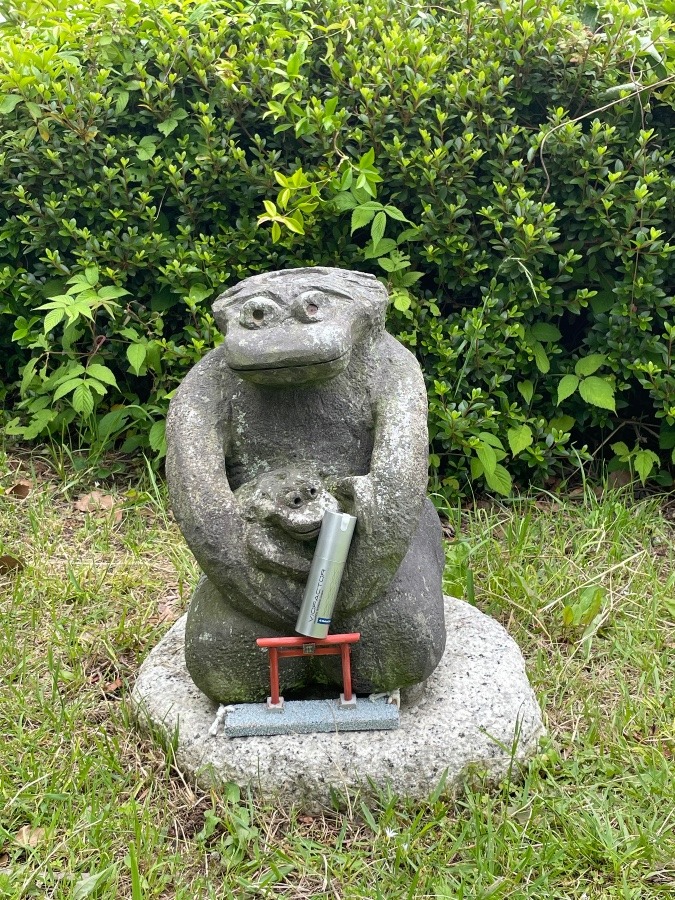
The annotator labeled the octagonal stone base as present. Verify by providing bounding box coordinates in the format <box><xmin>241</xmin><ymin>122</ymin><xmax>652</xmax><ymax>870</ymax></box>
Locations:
<box><xmin>131</xmin><ymin>596</ymin><xmax>545</xmax><ymax>808</ymax></box>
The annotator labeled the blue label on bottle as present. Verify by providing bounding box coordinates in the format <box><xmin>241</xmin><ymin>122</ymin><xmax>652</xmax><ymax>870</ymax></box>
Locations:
<box><xmin>317</xmin><ymin>618</ymin><xmax>331</xmax><ymax>625</ymax></box>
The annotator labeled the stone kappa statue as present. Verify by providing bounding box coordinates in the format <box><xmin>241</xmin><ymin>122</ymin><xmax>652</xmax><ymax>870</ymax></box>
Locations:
<box><xmin>166</xmin><ymin>267</ymin><xmax>446</xmax><ymax>703</ymax></box>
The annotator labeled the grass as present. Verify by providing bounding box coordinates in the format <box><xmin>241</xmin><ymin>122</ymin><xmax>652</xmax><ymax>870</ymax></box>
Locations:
<box><xmin>0</xmin><ymin>447</ymin><xmax>674</xmax><ymax>899</ymax></box>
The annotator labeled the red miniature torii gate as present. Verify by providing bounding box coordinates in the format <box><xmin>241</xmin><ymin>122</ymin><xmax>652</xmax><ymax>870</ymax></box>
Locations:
<box><xmin>256</xmin><ymin>633</ymin><xmax>361</xmax><ymax>709</ymax></box>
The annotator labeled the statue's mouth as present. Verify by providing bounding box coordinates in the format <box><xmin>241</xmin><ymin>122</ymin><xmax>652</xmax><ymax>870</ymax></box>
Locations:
<box><xmin>282</xmin><ymin>523</ymin><xmax>322</xmax><ymax>540</ymax></box>
<box><xmin>229</xmin><ymin>351</ymin><xmax>349</xmax><ymax>374</ymax></box>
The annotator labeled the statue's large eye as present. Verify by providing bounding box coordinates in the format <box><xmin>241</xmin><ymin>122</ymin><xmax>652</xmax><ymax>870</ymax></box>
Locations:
<box><xmin>294</xmin><ymin>291</ymin><xmax>325</xmax><ymax>323</ymax></box>
<box><xmin>239</xmin><ymin>296</ymin><xmax>282</xmax><ymax>329</ymax></box>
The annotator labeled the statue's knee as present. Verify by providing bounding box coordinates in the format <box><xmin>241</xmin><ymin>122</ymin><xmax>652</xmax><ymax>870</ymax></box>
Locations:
<box><xmin>184</xmin><ymin>577</ymin><xmax>308</xmax><ymax>704</ymax></box>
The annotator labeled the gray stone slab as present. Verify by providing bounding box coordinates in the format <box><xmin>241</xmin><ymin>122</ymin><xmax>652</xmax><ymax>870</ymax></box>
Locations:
<box><xmin>222</xmin><ymin>698</ymin><xmax>399</xmax><ymax>737</ymax></box>
<box><xmin>131</xmin><ymin>596</ymin><xmax>545</xmax><ymax>809</ymax></box>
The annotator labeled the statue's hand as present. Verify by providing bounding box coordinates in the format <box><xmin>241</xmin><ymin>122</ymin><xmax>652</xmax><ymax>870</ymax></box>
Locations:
<box><xmin>329</xmin><ymin>474</ymin><xmax>376</xmax><ymax>536</ymax></box>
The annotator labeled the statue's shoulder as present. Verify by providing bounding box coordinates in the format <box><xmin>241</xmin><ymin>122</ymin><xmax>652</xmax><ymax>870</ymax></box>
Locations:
<box><xmin>372</xmin><ymin>331</ymin><xmax>425</xmax><ymax>382</ymax></box>
<box><xmin>180</xmin><ymin>343</ymin><xmax>236</xmax><ymax>387</ymax></box>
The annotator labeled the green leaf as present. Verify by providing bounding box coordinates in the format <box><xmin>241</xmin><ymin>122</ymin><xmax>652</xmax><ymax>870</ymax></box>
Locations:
<box><xmin>97</xmin><ymin>408</ymin><xmax>129</xmax><ymax>440</ymax></box>
<box><xmin>73</xmin><ymin>864</ymin><xmax>117</xmax><ymax>899</ymax></box>
<box><xmin>224</xmin><ymin>781</ymin><xmax>241</xmax><ymax>803</ymax></box>
<box><xmin>579</xmin><ymin>376</ymin><xmax>615</xmax><ymax>411</ymax></box>
<box><xmin>634</xmin><ymin>450</ymin><xmax>659</xmax><ymax>485</ymax></box>
<box><xmin>359</xmin><ymin>801</ymin><xmax>377</xmax><ymax>832</ymax></box>
<box><xmin>53</xmin><ymin>377</ymin><xmax>83</xmax><ymax>401</ymax></box>
<box><xmin>86</xmin><ymin>364</ymin><xmax>117</xmax><ymax>387</ymax></box>
<box><xmin>351</xmin><ymin>204</ymin><xmax>378</xmax><ymax>233</ymax></box>
<box><xmin>86</xmin><ymin>378</ymin><xmax>107</xmax><ymax>397</ymax></box>
<box><xmin>570</xmin><ymin>585</ymin><xmax>605</xmax><ymax>627</ymax></box>
<box><xmin>157</xmin><ymin>117</ymin><xmax>178</xmax><ymax>136</ymax></box>
<box><xmin>392</xmin><ymin>291</ymin><xmax>411</xmax><ymax>312</ymax></box>
<box><xmin>562</xmin><ymin>605</ymin><xmax>575</xmax><ymax>627</ymax></box>
<box><xmin>84</xmin><ymin>266</ymin><xmax>99</xmax><ymax>286</ymax></box>
<box><xmin>384</xmin><ymin>206</ymin><xmax>407</xmax><ymax>222</ymax></box>
<box><xmin>281</xmin><ymin>214</ymin><xmax>304</xmax><ymax>235</ymax></box>
<box><xmin>52</xmin><ymin>365</ymin><xmax>86</xmax><ymax>385</ymax></box>
<box><xmin>575</xmin><ymin>354</ymin><xmax>606</xmax><ymax>377</ymax></box>
<box><xmin>333</xmin><ymin>162</ymin><xmax>351</xmax><ymax>188</ymax></box>
<box><xmin>658</xmin><ymin>426</ymin><xmax>675</xmax><ymax>450</ymax></box>
<box><xmin>287</xmin><ymin>50</ymin><xmax>304</xmax><ymax>78</ymax></box>
<box><xmin>530</xmin><ymin>323</ymin><xmax>561</xmax><ymax>342</ymax></box>
<box><xmin>550</xmin><ymin>415</ymin><xmax>575</xmax><ymax>433</ymax></box>
<box><xmin>115</xmin><ymin>91</ymin><xmax>129</xmax><ymax>114</ymax></box>
<box><xmin>590</xmin><ymin>292</ymin><xmax>614</xmax><ymax>314</ymax></box>
<box><xmin>333</xmin><ymin>192</ymin><xmax>357</xmax><ymax>211</ymax></box>
<box><xmin>65</xmin><ymin>281</ymin><xmax>95</xmax><ymax>296</ymax></box>
<box><xmin>470</xmin><ymin>457</ymin><xmax>484</xmax><ymax>480</ymax></box>
<box><xmin>507</xmin><ymin>424</ymin><xmax>533</xmax><ymax>457</ymax></box>
<box><xmin>580</xmin><ymin>4</ymin><xmax>598</xmax><ymax>29</ymax></box>
<box><xmin>363</xmin><ymin>238</ymin><xmax>397</xmax><ymax>259</ymax></box>
<box><xmin>532</xmin><ymin>340</ymin><xmax>550</xmax><ymax>374</ymax></box>
<box><xmin>476</xmin><ymin>442</ymin><xmax>497</xmax><ymax>476</ymax></box>
<box><xmin>127</xmin><ymin>343</ymin><xmax>147</xmax><ymax>375</ymax></box>
<box><xmin>149</xmin><ymin>419</ymin><xmax>166</xmax><ymax>454</ymax></box>
<box><xmin>517</xmin><ymin>380</ymin><xmax>534</xmax><ymax>405</ymax></box>
<box><xmin>371</xmin><ymin>211</ymin><xmax>386</xmax><ymax>249</ymax></box>
<box><xmin>43</xmin><ymin>308</ymin><xmax>65</xmax><ymax>333</ymax></box>
<box><xmin>20</xmin><ymin>358</ymin><xmax>39</xmax><ymax>397</ymax></box>
<box><xmin>477</xmin><ymin>432</ymin><xmax>504</xmax><ymax>450</ymax></box>
<box><xmin>97</xmin><ymin>285</ymin><xmax>129</xmax><ymax>301</ymax></box>
<box><xmin>16</xmin><ymin>408</ymin><xmax>57</xmax><ymax>440</ymax></box>
<box><xmin>73</xmin><ymin>383</ymin><xmax>94</xmax><ymax>416</ymax></box>
<box><xmin>484</xmin><ymin>463</ymin><xmax>512</xmax><ymax>496</ymax></box>
<box><xmin>188</xmin><ymin>284</ymin><xmax>212</xmax><ymax>303</ymax></box>
<box><xmin>0</xmin><ymin>94</ymin><xmax>22</xmax><ymax>115</ymax></box>
<box><xmin>68</xmin><ymin>300</ymin><xmax>95</xmax><ymax>322</ymax></box>
<box><xmin>137</xmin><ymin>137</ymin><xmax>157</xmax><ymax>161</ymax></box>
<box><xmin>611</xmin><ymin>441</ymin><xmax>630</xmax><ymax>459</ymax></box>
<box><xmin>557</xmin><ymin>374</ymin><xmax>579</xmax><ymax>405</ymax></box>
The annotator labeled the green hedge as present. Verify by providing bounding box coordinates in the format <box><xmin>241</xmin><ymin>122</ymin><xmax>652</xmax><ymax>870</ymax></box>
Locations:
<box><xmin>1</xmin><ymin>0</ymin><xmax>674</xmax><ymax>494</ymax></box>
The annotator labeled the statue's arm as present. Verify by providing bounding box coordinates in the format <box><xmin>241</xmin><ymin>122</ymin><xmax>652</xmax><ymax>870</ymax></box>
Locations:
<box><xmin>166</xmin><ymin>347</ymin><xmax>304</xmax><ymax>629</ymax></box>
<box><xmin>165</xmin><ymin>346</ymin><xmax>246</xmax><ymax>584</ymax></box>
<box><xmin>335</xmin><ymin>336</ymin><xmax>429</xmax><ymax>611</ymax></box>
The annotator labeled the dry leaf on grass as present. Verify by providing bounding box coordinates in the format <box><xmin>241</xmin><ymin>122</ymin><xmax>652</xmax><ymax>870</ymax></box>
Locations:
<box><xmin>440</xmin><ymin>521</ymin><xmax>455</xmax><ymax>540</ymax></box>
<box><xmin>0</xmin><ymin>852</ymin><xmax>9</xmax><ymax>868</ymax></box>
<box><xmin>153</xmin><ymin>591</ymin><xmax>183</xmax><ymax>625</ymax></box>
<box><xmin>88</xmin><ymin>670</ymin><xmax>123</xmax><ymax>695</ymax></box>
<box><xmin>103</xmin><ymin>677</ymin><xmax>123</xmax><ymax>694</ymax></box>
<box><xmin>607</xmin><ymin>468</ymin><xmax>632</xmax><ymax>489</ymax></box>
<box><xmin>0</xmin><ymin>555</ymin><xmax>24</xmax><ymax>574</ymax></box>
<box><xmin>15</xmin><ymin>825</ymin><xmax>45</xmax><ymax>849</ymax></box>
<box><xmin>6</xmin><ymin>480</ymin><xmax>32</xmax><ymax>499</ymax></box>
<box><xmin>74</xmin><ymin>491</ymin><xmax>122</xmax><ymax>523</ymax></box>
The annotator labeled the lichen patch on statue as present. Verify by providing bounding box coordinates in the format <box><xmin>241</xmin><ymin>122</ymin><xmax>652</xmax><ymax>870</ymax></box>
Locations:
<box><xmin>166</xmin><ymin>267</ymin><xmax>446</xmax><ymax>704</ymax></box>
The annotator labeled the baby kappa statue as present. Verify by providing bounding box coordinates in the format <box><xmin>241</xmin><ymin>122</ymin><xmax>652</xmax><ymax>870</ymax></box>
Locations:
<box><xmin>166</xmin><ymin>267</ymin><xmax>446</xmax><ymax>703</ymax></box>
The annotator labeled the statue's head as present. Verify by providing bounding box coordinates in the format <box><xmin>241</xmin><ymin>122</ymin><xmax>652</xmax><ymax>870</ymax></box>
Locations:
<box><xmin>236</xmin><ymin>467</ymin><xmax>339</xmax><ymax>541</ymax></box>
<box><xmin>212</xmin><ymin>267</ymin><xmax>388</xmax><ymax>386</ymax></box>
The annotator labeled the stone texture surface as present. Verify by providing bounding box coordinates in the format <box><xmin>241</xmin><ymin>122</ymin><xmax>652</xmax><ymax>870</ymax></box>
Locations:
<box><xmin>131</xmin><ymin>596</ymin><xmax>545</xmax><ymax>808</ymax></box>
<box><xmin>165</xmin><ymin>267</ymin><xmax>447</xmax><ymax>703</ymax></box>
